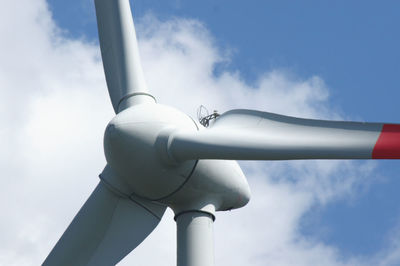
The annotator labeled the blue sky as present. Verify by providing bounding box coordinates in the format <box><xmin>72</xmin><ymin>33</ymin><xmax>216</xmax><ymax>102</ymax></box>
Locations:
<box><xmin>48</xmin><ymin>0</ymin><xmax>400</xmax><ymax>120</ymax></box>
<box><xmin>1</xmin><ymin>0</ymin><xmax>400</xmax><ymax>265</ymax></box>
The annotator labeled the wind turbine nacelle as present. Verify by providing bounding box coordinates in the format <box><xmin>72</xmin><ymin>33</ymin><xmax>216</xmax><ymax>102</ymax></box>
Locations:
<box><xmin>164</xmin><ymin>159</ymin><xmax>251</xmax><ymax>214</ymax></box>
<box><xmin>103</xmin><ymin>103</ymin><xmax>251</xmax><ymax>212</ymax></box>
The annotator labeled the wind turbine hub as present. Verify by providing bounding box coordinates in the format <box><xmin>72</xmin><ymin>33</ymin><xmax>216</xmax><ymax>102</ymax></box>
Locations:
<box><xmin>103</xmin><ymin>102</ymin><xmax>251</xmax><ymax>213</ymax></box>
<box><xmin>104</xmin><ymin>103</ymin><xmax>198</xmax><ymax>200</ymax></box>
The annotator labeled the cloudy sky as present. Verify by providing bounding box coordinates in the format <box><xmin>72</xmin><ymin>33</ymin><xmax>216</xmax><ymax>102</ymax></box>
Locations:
<box><xmin>1</xmin><ymin>0</ymin><xmax>400</xmax><ymax>265</ymax></box>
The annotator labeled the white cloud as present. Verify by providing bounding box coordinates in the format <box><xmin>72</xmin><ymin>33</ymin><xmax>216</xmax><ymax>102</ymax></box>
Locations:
<box><xmin>0</xmin><ymin>1</ymin><xmax>398</xmax><ymax>266</ymax></box>
<box><xmin>137</xmin><ymin>15</ymin><xmax>332</xmax><ymax>120</ymax></box>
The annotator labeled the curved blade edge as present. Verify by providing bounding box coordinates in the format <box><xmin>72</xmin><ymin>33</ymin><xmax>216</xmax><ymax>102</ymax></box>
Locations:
<box><xmin>43</xmin><ymin>181</ymin><xmax>166</xmax><ymax>266</ymax></box>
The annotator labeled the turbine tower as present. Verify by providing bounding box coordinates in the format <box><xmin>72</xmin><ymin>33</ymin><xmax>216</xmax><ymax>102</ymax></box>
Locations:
<box><xmin>43</xmin><ymin>0</ymin><xmax>400</xmax><ymax>265</ymax></box>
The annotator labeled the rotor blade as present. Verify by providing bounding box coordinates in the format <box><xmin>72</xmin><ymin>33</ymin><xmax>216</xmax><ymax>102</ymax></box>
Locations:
<box><xmin>43</xmin><ymin>181</ymin><xmax>166</xmax><ymax>266</ymax></box>
<box><xmin>168</xmin><ymin>109</ymin><xmax>400</xmax><ymax>161</ymax></box>
<box><xmin>95</xmin><ymin>0</ymin><xmax>154</xmax><ymax>113</ymax></box>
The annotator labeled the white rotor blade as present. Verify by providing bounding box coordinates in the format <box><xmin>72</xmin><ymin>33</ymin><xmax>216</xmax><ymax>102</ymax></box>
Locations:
<box><xmin>95</xmin><ymin>0</ymin><xmax>153</xmax><ymax>113</ymax></box>
<box><xmin>168</xmin><ymin>109</ymin><xmax>400</xmax><ymax>161</ymax></box>
<box><xmin>43</xmin><ymin>180</ymin><xmax>166</xmax><ymax>266</ymax></box>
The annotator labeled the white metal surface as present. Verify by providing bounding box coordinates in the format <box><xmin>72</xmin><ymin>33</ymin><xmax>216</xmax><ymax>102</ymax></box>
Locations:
<box><xmin>94</xmin><ymin>0</ymin><xmax>153</xmax><ymax>113</ymax></box>
<box><xmin>176</xmin><ymin>211</ymin><xmax>215</xmax><ymax>266</ymax></box>
<box><xmin>43</xmin><ymin>181</ymin><xmax>166</xmax><ymax>266</ymax></box>
<box><xmin>103</xmin><ymin>103</ymin><xmax>198</xmax><ymax>200</ymax></box>
<box><xmin>165</xmin><ymin>159</ymin><xmax>251</xmax><ymax>213</ymax></box>
<box><xmin>169</xmin><ymin>109</ymin><xmax>383</xmax><ymax>161</ymax></box>
<box><xmin>103</xmin><ymin>103</ymin><xmax>251</xmax><ymax>211</ymax></box>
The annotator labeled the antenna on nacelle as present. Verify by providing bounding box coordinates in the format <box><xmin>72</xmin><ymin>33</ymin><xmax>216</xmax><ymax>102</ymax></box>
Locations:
<box><xmin>197</xmin><ymin>105</ymin><xmax>220</xmax><ymax>127</ymax></box>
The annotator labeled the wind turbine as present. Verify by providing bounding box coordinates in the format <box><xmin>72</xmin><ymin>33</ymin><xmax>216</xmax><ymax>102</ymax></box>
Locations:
<box><xmin>43</xmin><ymin>0</ymin><xmax>400</xmax><ymax>265</ymax></box>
